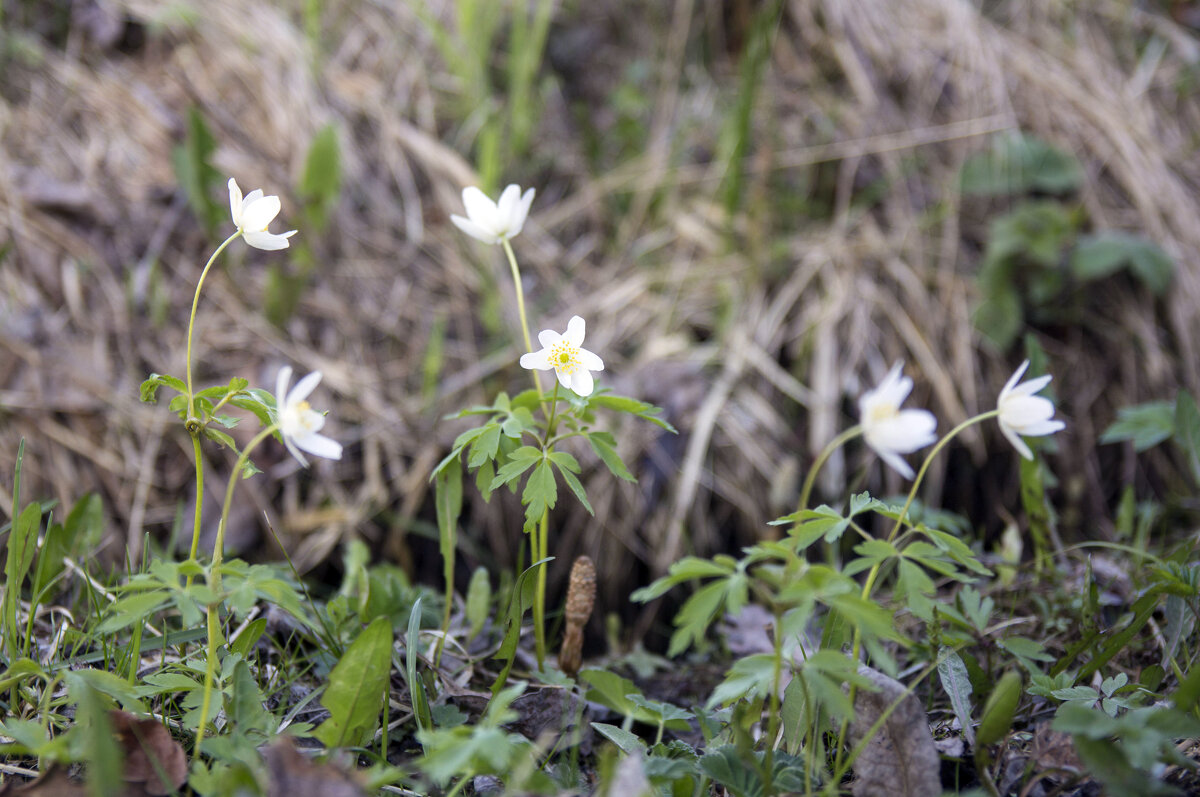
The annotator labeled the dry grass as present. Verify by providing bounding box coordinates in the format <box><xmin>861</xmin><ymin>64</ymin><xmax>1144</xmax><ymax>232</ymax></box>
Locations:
<box><xmin>2</xmin><ymin>0</ymin><xmax>1198</xmax><ymax>625</ymax></box>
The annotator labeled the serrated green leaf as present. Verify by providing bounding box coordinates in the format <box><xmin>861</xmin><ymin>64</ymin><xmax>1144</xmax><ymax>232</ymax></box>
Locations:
<box><xmin>586</xmin><ymin>431</ymin><xmax>635</xmax><ymax>481</ymax></box>
<box><xmin>554</xmin><ymin>461</ymin><xmax>593</xmax><ymax>515</ymax></box>
<box><xmin>1100</xmin><ymin>400</ymin><xmax>1175</xmax><ymax>451</ymax></box>
<box><xmin>521</xmin><ymin>460</ymin><xmax>557</xmax><ymax>526</ymax></box>
<box><xmin>467</xmin><ymin>423</ymin><xmax>502</xmax><ymax>469</ymax></box>
<box><xmin>590</xmin><ymin>721</ymin><xmax>646</xmax><ymax>755</ymax></box>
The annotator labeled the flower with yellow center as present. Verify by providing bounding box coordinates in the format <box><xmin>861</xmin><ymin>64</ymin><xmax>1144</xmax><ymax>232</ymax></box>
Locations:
<box><xmin>275</xmin><ymin>366</ymin><xmax>343</xmax><ymax>466</ymax></box>
<box><xmin>858</xmin><ymin>362</ymin><xmax>937</xmax><ymax>479</ymax></box>
<box><xmin>228</xmin><ymin>178</ymin><xmax>297</xmax><ymax>251</ymax></box>
<box><xmin>519</xmin><ymin>315</ymin><xmax>604</xmax><ymax>396</ymax></box>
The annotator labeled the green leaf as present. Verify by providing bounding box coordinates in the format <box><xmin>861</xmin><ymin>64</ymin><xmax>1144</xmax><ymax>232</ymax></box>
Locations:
<box><xmin>406</xmin><ymin>597</ymin><xmax>433</xmax><ymax>735</ymax></box>
<box><xmin>699</xmin><ymin>745</ymin><xmax>808</xmax><ymax>797</ymax></box>
<box><xmin>553</xmin><ymin>460</ymin><xmax>594</xmax><ymax>515</ymax></box>
<box><xmin>580</xmin><ymin>669</ymin><xmax>652</xmax><ymax>722</ymax></box>
<box><xmin>434</xmin><ymin>464</ymin><xmax>462</xmax><ymax>593</ymax></box>
<box><xmin>976</xmin><ymin>670</ymin><xmax>1022</xmax><ymax>747</ymax></box>
<box><xmin>1100</xmin><ymin>400</ymin><xmax>1175</xmax><ymax>451</ymax></box>
<box><xmin>586</xmin><ymin>431</ymin><xmax>635</xmax><ymax>482</ymax></box>
<box><xmin>299</xmin><ymin>123</ymin><xmax>342</xmax><ymax>231</ymax></box>
<box><xmin>488</xmin><ymin>446</ymin><xmax>541</xmax><ymax>491</ymax></box>
<box><xmin>630</xmin><ymin>556</ymin><xmax>737</xmax><ymax>603</ymax></box>
<box><xmin>1173</xmin><ymin>391</ymin><xmax>1200</xmax><ymax>482</ymax></box>
<box><xmin>71</xmin><ymin>677</ymin><xmax>124</xmax><ymax>797</ymax></box>
<box><xmin>1071</xmin><ymin>232</ymin><xmax>1174</xmax><ymax>294</ymax></box>
<box><xmin>590</xmin><ymin>722</ymin><xmax>646</xmax><ymax>755</ymax></box>
<box><xmin>465</xmin><ymin>567</ymin><xmax>491</xmax><ymax>641</ymax></box>
<box><xmin>587</xmin><ymin>393</ymin><xmax>677</xmax><ymax>432</ymax></box>
<box><xmin>467</xmin><ymin>423</ymin><xmax>502</xmax><ymax>469</ymax></box>
<box><xmin>490</xmin><ymin>558</ymin><xmax>550</xmax><ymax>697</ymax></box>
<box><xmin>707</xmin><ymin>654</ymin><xmax>776</xmax><ymax>707</ymax></box>
<box><xmin>139</xmin><ymin>373</ymin><xmax>186</xmax><ymax>403</ymax></box>
<box><xmin>171</xmin><ymin>106</ymin><xmax>223</xmax><ymax>233</ymax></box>
<box><xmin>937</xmin><ymin>648</ymin><xmax>976</xmax><ymax>748</ymax></box>
<box><xmin>960</xmin><ymin>133</ymin><xmax>1083</xmax><ymax>197</ymax></box>
<box><xmin>313</xmin><ymin>616</ymin><xmax>393</xmax><ymax>749</ymax></box>
<box><xmin>96</xmin><ymin>590</ymin><xmax>173</xmax><ymax>634</ymax></box>
<box><xmin>521</xmin><ymin>459</ymin><xmax>558</xmax><ymax>528</ymax></box>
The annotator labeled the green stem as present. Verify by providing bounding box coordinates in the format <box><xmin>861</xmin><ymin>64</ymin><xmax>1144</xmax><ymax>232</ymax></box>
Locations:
<box><xmin>185</xmin><ymin>232</ymin><xmax>241</xmax><ymax>421</ymax></box>
<box><xmin>501</xmin><ymin>238</ymin><xmax>544</xmax><ymax>399</ymax></box>
<box><xmin>533</xmin><ymin>509</ymin><xmax>549</xmax><ymax>670</ymax></box>
<box><xmin>185</xmin><ymin>433</ymin><xmax>205</xmax><ymax>589</ymax></box>
<box><xmin>832</xmin><ymin>410</ymin><xmax>998</xmax><ymax>777</ymax></box>
<box><xmin>763</xmin><ymin>606</ymin><xmax>785</xmax><ymax>796</ymax></box>
<box><xmin>794</xmin><ymin>425</ymin><xmax>863</xmax><ymax>519</ymax></box>
<box><xmin>193</xmin><ymin>423</ymin><xmax>276</xmax><ymax>758</ymax></box>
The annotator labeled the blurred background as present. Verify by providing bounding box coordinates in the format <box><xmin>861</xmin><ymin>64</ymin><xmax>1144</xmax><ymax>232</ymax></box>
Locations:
<box><xmin>2</xmin><ymin>0</ymin><xmax>1198</xmax><ymax>638</ymax></box>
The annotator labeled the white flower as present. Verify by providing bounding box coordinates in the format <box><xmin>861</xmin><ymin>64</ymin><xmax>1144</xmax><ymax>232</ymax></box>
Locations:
<box><xmin>275</xmin><ymin>366</ymin><xmax>342</xmax><ymax>466</ymax></box>
<box><xmin>996</xmin><ymin>360</ymin><xmax>1065</xmax><ymax>460</ymax></box>
<box><xmin>859</xmin><ymin>362</ymin><xmax>938</xmax><ymax>479</ymax></box>
<box><xmin>519</xmin><ymin>315</ymin><xmax>604</xmax><ymax>397</ymax></box>
<box><xmin>228</xmin><ymin>178</ymin><xmax>297</xmax><ymax>251</ymax></box>
<box><xmin>450</xmin><ymin>184</ymin><xmax>535</xmax><ymax>245</ymax></box>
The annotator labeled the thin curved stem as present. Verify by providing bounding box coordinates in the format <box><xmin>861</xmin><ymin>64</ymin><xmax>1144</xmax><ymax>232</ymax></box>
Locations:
<box><xmin>194</xmin><ymin>423</ymin><xmax>276</xmax><ymax>757</ymax></box>
<box><xmin>794</xmin><ymin>424</ymin><xmax>863</xmax><ymax>524</ymax></box>
<box><xmin>833</xmin><ymin>410</ymin><xmax>998</xmax><ymax>777</ymax></box>
<box><xmin>501</xmin><ymin>239</ymin><xmax>544</xmax><ymax>398</ymax></box>
<box><xmin>185</xmin><ymin>232</ymin><xmax>241</xmax><ymax>419</ymax></box>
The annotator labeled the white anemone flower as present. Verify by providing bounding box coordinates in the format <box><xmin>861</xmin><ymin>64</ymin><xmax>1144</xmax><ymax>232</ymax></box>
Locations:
<box><xmin>275</xmin><ymin>366</ymin><xmax>343</xmax><ymax>466</ymax></box>
<box><xmin>519</xmin><ymin>315</ymin><xmax>604</xmax><ymax>397</ymax></box>
<box><xmin>859</xmin><ymin>362</ymin><xmax>938</xmax><ymax>479</ymax></box>
<box><xmin>996</xmin><ymin>360</ymin><xmax>1065</xmax><ymax>460</ymax></box>
<box><xmin>228</xmin><ymin>178</ymin><xmax>297</xmax><ymax>251</ymax></box>
<box><xmin>450</xmin><ymin>184</ymin><xmax>535</xmax><ymax>245</ymax></box>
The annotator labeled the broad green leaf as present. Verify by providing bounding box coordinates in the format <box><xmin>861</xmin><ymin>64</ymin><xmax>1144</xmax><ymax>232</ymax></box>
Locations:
<box><xmin>299</xmin><ymin>123</ymin><xmax>342</xmax><ymax>231</ymax></box>
<box><xmin>580</xmin><ymin>669</ymin><xmax>650</xmax><ymax>721</ymax></box>
<box><xmin>465</xmin><ymin>567</ymin><xmax>491</xmax><ymax>641</ymax></box>
<box><xmin>976</xmin><ymin>670</ymin><xmax>1021</xmax><ymax>747</ymax></box>
<box><xmin>699</xmin><ymin>745</ymin><xmax>807</xmax><ymax>797</ymax></box>
<box><xmin>1100</xmin><ymin>401</ymin><xmax>1175</xmax><ymax>451</ymax></box>
<box><xmin>707</xmin><ymin>653</ymin><xmax>775</xmax><ymax>707</ymax></box>
<box><xmin>72</xmin><ymin>678</ymin><xmax>124</xmax><ymax>796</ymax></box>
<box><xmin>96</xmin><ymin>590</ymin><xmax>173</xmax><ymax>633</ymax></box>
<box><xmin>521</xmin><ymin>460</ymin><xmax>557</xmax><ymax>528</ymax></box>
<box><xmin>313</xmin><ymin>616</ymin><xmax>393</xmax><ymax>749</ymax></box>
<box><xmin>1071</xmin><ymin>232</ymin><xmax>1174</xmax><ymax>294</ymax></box>
<box><xmin>467</xmin><ymin>423</ymin><xmax>502</xmax><ymax>469</ymax></box>
<box><xmin>960</xmin><ymin>133</ymin><xmax>1083</xmax><ymax>197</ymax></box>
<box><xmin>139</xmin><ymin>373</ymin><xmax>186</xmax><ymax>403</ymax></box>
<box><xmin>1174</xmin><ymin>390</ymin><xmax>1200</xmax><ymax>482</ymax></box>
<box><xmin>490</xmin><ymin>558</ymin><xmax>550</xmax><ymax>697</ymax></box>
<box><xmin>937</xmin><ymin>648</ymin><xmax>975</xmax><ymax>748</ymax></box>
<box><xmin>4</xmin><ymin>503</ymin><xmax>41</xmax><ymax>619</ymax></box>
<box><xmin>406</xmin><ymin>597</ymin><xmax>432</xmax><ymax>734</ymax></box>
<box><xmin>590</xmin><ymin>722</ymin><xmax>646</xmax><ymax>755</ymax></box>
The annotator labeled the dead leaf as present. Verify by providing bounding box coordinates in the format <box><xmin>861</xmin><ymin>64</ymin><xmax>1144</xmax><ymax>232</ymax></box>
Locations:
<box><xmin>1029</xmin><ymin>722</ymin><xmax>1082</xmax><ymax>774</ymax></box>
<box><xmin>847</xmin><ymin>665</ymin><xmax>942</xmax><ymax>797</ymax></box>
<box><xmin>110</xmin><ymin>709</ymin><xmax>189</xmax><ymax>796</ymax></box>
<box><xmin>0</xmin><ymin>768</ymin><xmax>87</xmax><ymax>796</ymax></box>
<box><xmin>262</xmin><ymin>737</ymin><xmax>366</xmax><ymax>797</ymax></box>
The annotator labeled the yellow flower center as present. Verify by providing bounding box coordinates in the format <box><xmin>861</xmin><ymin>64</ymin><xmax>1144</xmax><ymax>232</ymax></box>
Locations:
<box><xmin>866</xmin><ymin>402</ymin><xmax>897</xmax><ymax>426</ymax></box>
<box><xmin>550</xmin><ymin>341</ymin><xmax>580</xmax><ymax>375</ymax></box>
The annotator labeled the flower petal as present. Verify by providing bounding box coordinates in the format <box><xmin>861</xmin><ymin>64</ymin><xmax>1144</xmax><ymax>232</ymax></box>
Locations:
<box><xmin>1020</xmin><ymin>419</ymin><xmax>1066</xmax><ymax>436</ymax></box>
<box><xmin>287</xmin><ymin>370</ymin><xmax>324</xmax><ymax>406</ymax></box>
<box><xmin>578</xmin><ymin>347</ymin><xmax>604</xmax><ymax>371</ymax></box>
<box><xmin>284</xmin><ymin>435</ymin><xmax>310</xmax><ymax>468</ymax></box>
<box><xmin>565</xmin><ymin>315</ymin><xmax>586</xmax><ymax>347</ymax></box>
<box><xmin>553</xmin><ymin>367</ymin><xmax>574</xmax><ymax>391</ymax></box>
<box><xmin>520</xmin><ymin>349</ymin><xmax>552</xmax><ymax>370</ymax></box>
<box><xmin>244</xmin><ymin>229</ymin><xmax>295</xmax><ymax>250</ymax></box>
<box><xmin>999</xmin><ymin>422</ymin><xmax>1034</xmax><ymax>460</ymax></box>
<box><xmin>240</xmin><ymin>194</ymin><xmax>281</xmax><ymax>232</ymax></box>
<box><xmin>296</xmin><ymin>432</ymin><xmax>343</xmax><ymax>461</ymax></box>
<box><xmin>275</xmin><ymin>366</ymin><xmax>293</xmax><ymax>410</ymax></box>
<box><xmin>496</xmin><ymin>184</ymin><xmax>521</xmax><ymax>226</ymax></box>
<box><xmin>228</xmin><ymin>178</ymin><xmax>243</xmax><ymax>224</ymax></box>
<box><xmin>537</xmin><ymin>329</ymin><xmax>560</xmax><ymax>348</ymax></box>
<box><xmin>1011</xmin><ymin>373</ymin><xmax>1052</xmax><ymax>398</ymax></box>
<box><xmin>570</xmin><ymin>368</ymin><xmax>594</xmax><ymax>396</ymax></box>
<box><xmin>999</xmin><ymin>360</ymin><xmax>1030</xmax><ymax>402</ymax></box>
<box><xmin>876</xmin><ymin>448</ymin><xmax>915</xmax><ymax>480</ymax></box>
<box><xmin>518</xmin><ymin>188</ymin><xmax>535</xmax><ymax>225</ymax></box>
<box><xmin>450</xmin><ymin>214</ymin><xmax>498</xmax><ymax>244</ymax></box>
<box><xmin>461</xmin><ymin>187</ymin><xmax>496</xmax><ymax>227</ymax></box>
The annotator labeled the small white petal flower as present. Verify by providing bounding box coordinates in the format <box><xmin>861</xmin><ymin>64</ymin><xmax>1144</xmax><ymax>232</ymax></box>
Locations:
<box><xmin>519</xmin><ymin>315</ymin><xmax>604</xmax><ymax>397</ymax></box>
<box><xmin>996</xmin><ymin>360</ymin><xmax>1066</xmax><ymax>460</ymax></box>
<box><xmin>450</xmin><ymin>184</ymin><xmax>535</xmax><ymax>245</ymax></box>
<box><xmin>275</xmin><ymin>366</ymin><xmax>343</xmax><ymax>467</ymax></box>
<box><xmin>858</xmin><ymin>362</ymin><xmax>938</xmax><ymax>479</ymax></box>
<box><xmin>228</xmin><ymin>178</ymin><xmax>297</xmax><ymax>251</ymax></box>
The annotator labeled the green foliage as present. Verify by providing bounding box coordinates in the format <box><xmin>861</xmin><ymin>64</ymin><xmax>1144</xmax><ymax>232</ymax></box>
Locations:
<box><xmin>298</xmin><ymin>123</ymin><xmax>342</xmax><ymax>232</ymax></box>
<box><xmin>313</xmin><ymin>616</ymin><xmax>393</xmax><ymax>749</ymax></box>
<box><xmin>1101</xmin><ymin>400</ymin><xmax>1177</xmax><ymax>450</ymax></box>
<box><xmin>960</xmin><ymin>133</ymin><xmax>1084</xmax><ymax>197</ymax></box>
<box><xmin>171</xmin><ymin>106</ymin><xmax>224</xmax><ymax>234</ymax></box>
<box><xmin>699</xmin><ymin>745</ymin><xmax>807</xmax><ymax>797</ymax></box>
<box><xmin>1070</xmin><ymin>232</ymin><xmax>1174</xmax><ymax>294</ymax></box>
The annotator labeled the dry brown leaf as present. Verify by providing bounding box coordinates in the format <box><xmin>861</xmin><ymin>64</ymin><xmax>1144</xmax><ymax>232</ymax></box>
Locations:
<box><xmin>110</xmin><ymin>710</ymin><xmax>188</xmax><ymax>796</ymax></box>
<box><xmin>847</xmin><ymin>665</ymin><xmax>941</xmax><ymax>797</ymax></box>
<box><xmin>262</xmin><ymin>737</ymin><xmax>365</xmax><ymax>797</ymax></box>
<box><xmin>0</xmin><ymin>768</ymin><xmax>87</xmax><ymax>796</ymax></box>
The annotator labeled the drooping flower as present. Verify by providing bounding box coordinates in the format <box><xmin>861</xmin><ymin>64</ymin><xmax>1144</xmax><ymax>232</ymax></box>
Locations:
<box><xmin>996</xmin><ymin>360</ymin><xmax>1065</xmax><ymax>460</ymax></box>
<box><xmin>228</xmin><ymin>178</ymin><xmax>297</xmax><ymax>251</ymax></box>
<box><xmin>450</xmin><ymin>184</ymin><xmax>535</xmax><ymax>245</ymax></box>
<box><xmin>520</xmin><ymin>315</ymin><xmax>604</xmax><ymax>397</ymax></box>
<box><xmin>859</xmin><ymin>362</ymin><xmax>938</xmax><ymax>479</ymax></box>
<box><xmin>275</xmin><ymin>366</ymin><xmax>343</xmax><ymax>466</ymax></box>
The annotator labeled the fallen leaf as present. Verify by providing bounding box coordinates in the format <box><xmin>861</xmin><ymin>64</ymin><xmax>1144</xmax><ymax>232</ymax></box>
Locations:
<box><xmin>110</xmin><ymin>710</ymin><xmax>188</xmax><ymax>796</ymax></box>
<box><xmin>262</xmin><ymin>737</ymin><xmax>366</xmax><ymax>797</ymax></box>
<box><xmin>0</xmin><ymin>768</ymin><xmax>87</xmax><ymax>796</ymax></box>
<box><xmin>847</xmin><ymin>665</ymin><xmax>941</xmax><ymax>797</ymax></box>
